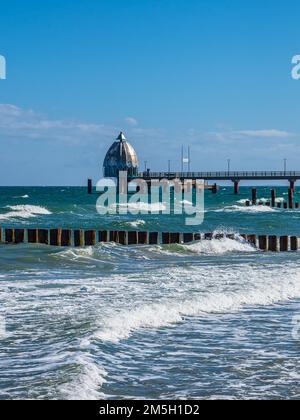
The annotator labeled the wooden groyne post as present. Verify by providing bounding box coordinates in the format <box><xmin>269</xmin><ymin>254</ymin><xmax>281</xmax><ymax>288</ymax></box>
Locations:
<box><xmin>0</xmin><ymin>228</ymin><xmax>299</xmax><ymax>252</ymax></box>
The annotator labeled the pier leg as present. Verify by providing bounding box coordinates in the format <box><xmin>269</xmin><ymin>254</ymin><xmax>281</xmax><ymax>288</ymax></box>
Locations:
<box><xmin>289</xmin><ymin>180</ymin><xmax>295</xmax><ymax>194</ymax></box>
<box><xmin>88</xmin><ymin>179</ymin><xmax>92</xmax><ymax>194</ymax></box>
<box><xmin>288</xmin><ymin>188</ymin><xmax>294</xmax><ymax>209</ymax></box>
<box><xmin>233</xmin><ymin>181</ymin><xmax>239</xmax><ymax>195</ymax></box>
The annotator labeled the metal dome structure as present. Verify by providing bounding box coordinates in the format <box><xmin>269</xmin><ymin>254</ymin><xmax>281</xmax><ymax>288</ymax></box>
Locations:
<box><xmin>103</xmin><ymin>132</ymin><xmax>139</xmax><ymax>178</ymax></box>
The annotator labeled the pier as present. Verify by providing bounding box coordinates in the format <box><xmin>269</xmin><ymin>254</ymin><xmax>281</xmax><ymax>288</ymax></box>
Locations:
<box><xmin>137</xmin><ymin>171</ymin><xmax>300</xmax><ymax>194</ymax></box>
<box><xmin>0</xmin><ymin>228</ymin><xmax>298</xmax><ymax>252</ymax></box>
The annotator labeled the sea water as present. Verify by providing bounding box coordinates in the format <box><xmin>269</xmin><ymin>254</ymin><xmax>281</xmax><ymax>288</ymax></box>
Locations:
<box><xmin>0</xmin><ymin>186</ymin><xmax>300</xmax><ymax>400</ymax></box>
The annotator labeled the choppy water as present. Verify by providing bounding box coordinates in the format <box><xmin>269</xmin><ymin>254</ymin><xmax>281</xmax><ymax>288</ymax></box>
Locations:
<box><xmin>1</xmin><ymin>186</ymin><xmax>300</xmax><ymax>400</ymax></box>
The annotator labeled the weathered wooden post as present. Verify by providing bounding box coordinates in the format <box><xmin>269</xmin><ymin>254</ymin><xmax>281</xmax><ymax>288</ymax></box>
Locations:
<box><xmin>215</xmin><ymin>233</ymin><xmax>224</xmax><ymax>240</ymax></box>
<box><xmin>149</xmin><ymin>232</ymin><xmax>159</xmax><ymax>245</ymax></box>
<box><xmin>28</xmin><ymin>229</ymin><xmax>38</xmax><ymax>243</ymax></box>
<box><xmin>85</xmin><ymin>230</ymin><xmax>96</xmax><ymax>246</ymax></box>
<box><xmin>268</xmin><ymin>236</ymin><xmax>278</xmax><ymax>252</ymax></box>
<box><xmin>50</xmin><ymin>229</ymin><xmax>61</xmax><ymax>246</ymax></box>
<box><xmin>291</xmin><ymin>236</ymin><xmax>298</xmax><ymax>252</ymax></box>
<box><xmin>204</xmin><ymin>233</ymin><xmax>213</xmax><ymax>240</ymax></box>
<box><xmin>98</xmin><ymin>231</ymin><xmax>108</xmax><ymax>243</ymax></box>
<box><xmin>74</xmin><ymin>230</ymin><xmax>85</xmax><ymax>247</ymax></box>
<box><xmin>258</xmin><ymin>235</ymin><xmax>268</xmax><ymax>251</ymax></box>
<box><xmin>14</xmin><ymin>229</ymin><xmax>25</xmax><ymax>244</ymax></box>
<box><xmin>109</xmin><ymin>231</ymin><xmax>118</xmax><ymax>243</ymax></box>
<box><xmin>247</xmin><ymin>234</ymin><xmax>257</xmax><ymax>247</ymax></box>
<box><xmin>138</xmin><ymin>232</ymin><xmax>148</xmax><ymax>245</ymax></box>
<box><xmin>183</xmin><ymin>233</ymin><xmax>194</xmax><ymax>243</ymax></box>
<box><xmin>61</xmin><ymin>230</ymin><xmax>72</xmax><ymax>246</ymax></box>
<box><xmin>128</xmin><ymin>231</ymin><xmax>138</xmax><ymax>245</ymax></box>
<box><xmin>5</xmin><ymin>229</ymin><xmax>14</xmax><ymax>243</ymax></box>
<box><xmin>280</xmin><ymin>236</ymin><xmax>289</xmax><ymax>252</ymax></box>
<box><xmin>38</xmin><ymin>229</ymin><xmax>49</xmax><ymax>245</ymax></box>
<box><xmin>118</xmin><ymin>231</ymin><xmax>127</xmax><ymax>245</ymax></box>
<box><xmin>162</xmin><ymin>233</ymin><xmax>170</xmax><ymax>245</ymax></box>
<box><xmin>170</xmin><ymin>233</ymin><xmax>180</xmax><ymax>244</ymax></box>
<box><xmin>252</xmin><ymin>188</ymin><xmax>257</xmax><ymax>205</ymax></box>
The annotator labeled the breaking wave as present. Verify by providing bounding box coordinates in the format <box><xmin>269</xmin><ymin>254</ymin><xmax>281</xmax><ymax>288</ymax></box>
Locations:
<box><xmin>126</xmin><ymin>219</ymin><xmax>146</xmax><ymax>228</ymax></box>
<box><xmin>0</xmin><ymin>205</ymin><xmax>52</xmax><ymax>220</ymax></box>
<box><xmin>93</xmin><ymin>264</ymin><xmax>300</xmax><ymax>344</ymax></box>
<box><xmin>183</xmin><ymin>236</ymin><xmax>256</xmax><ymax>254</ymax></box>
<box><xmin>215</xmin><ymin>205</ymin><xmax>276</xmax><ymax>213</ymax></box>
<box><xmin>59</xmin><ymin>354</ymin><xmax>107</xmax><ymax>400</ymax></box>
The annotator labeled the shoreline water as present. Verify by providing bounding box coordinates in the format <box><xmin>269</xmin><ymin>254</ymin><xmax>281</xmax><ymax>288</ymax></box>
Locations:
<box><xmin>0</xmin><ymin>186</ymin><xmax>300</xmax><ymax>400</ymax></box>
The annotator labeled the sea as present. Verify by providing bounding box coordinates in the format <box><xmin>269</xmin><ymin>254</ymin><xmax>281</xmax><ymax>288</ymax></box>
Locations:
<box><xmin>0</xmin><ymin>186</ymin><xmax>300</xmax><ymax>400</ymax></box>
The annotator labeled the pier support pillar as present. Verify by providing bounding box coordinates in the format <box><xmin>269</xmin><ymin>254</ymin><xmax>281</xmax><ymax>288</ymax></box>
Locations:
<box><xmin>289</xmin><ymin>180</ymin><xmax>295</xmax><ymax>194</ymax></box>
<box><xmin>233</xmin><ymin>180</ymin><xmax>240</xmax><ymax>195</ymax></box>
<box><xmin>212</xmin><ymin>183</ymin><xmax>218</xmax><ymax>194</ymax></box>
<box><xmin>289</xmin><ymin>179</ymin><xmax>296</xmax><ymax>194</ymax></box>
<box><xmin>88</xmin><ymin>179</ymin><xmax>92</xmax><ymax>194</ymax></box>
<box><xmin>288</xmin><ymin>188</ymin><xmax>294</xmax><ymax>209</ymax></box>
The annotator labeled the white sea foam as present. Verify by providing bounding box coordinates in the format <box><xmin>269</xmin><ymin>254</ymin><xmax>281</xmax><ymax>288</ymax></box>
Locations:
<box><xmin>183</xmin><ymin>236</ymin><xmax>256</xmax><ymax>255</ymax></box>
<box><xmin>126</xmin><ymin>202</ymin><xmax>166</xmax><ymax>212</ymax></box>
<box><xmin>59</xmin><ymin>354</ymin><xmax>107</xmax><ymax>400</ymax></box>
<box><xmin>0</xmin><ymin>205</ymin><xmax>52</xmax><ymax>220</ymax></box>
<box><xmin>180</xmin><ymin>200</ymin><xmax>193</xmax><ymax>206</ymax></box>
<box><xmin>127</xmin><ymin>219</ymin><xmax>146</xmax><ymax>228</ymax></box>
<box><xmin>93</xmin><ymin>264</ymin><xmax>300</xmax><ymax>344</ymax></box>
<box><xmin>215</xmin><ymin>205</ymin><xmax>276</xmax><ymax>213</ymax></box>
<box><xmin>0</xmin><ymin>315</ymin><xmax>7</xmax><ymax>339</ymax></box>
<box><xmin>237</xmin><ymin>197</ymin><xmax>285</xmax><ymax>205</ymax></box>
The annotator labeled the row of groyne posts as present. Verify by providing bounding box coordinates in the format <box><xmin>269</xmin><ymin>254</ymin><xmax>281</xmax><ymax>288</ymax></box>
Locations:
<box><xmin>0</xmin><ymin>228</ymin><xmax>299</xmax><ymax>252</ymax></box>
<box><xmin>246</xmin><ymin>188</ymin><xmax>298</xmax><ymax>209</ymax></box>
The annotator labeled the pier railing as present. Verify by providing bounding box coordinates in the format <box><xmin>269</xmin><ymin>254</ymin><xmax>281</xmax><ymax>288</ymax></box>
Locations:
<box><xmin>138</xmin><ymin>171</ymin><xmax>300</xmax><ymax>180</ymax></box>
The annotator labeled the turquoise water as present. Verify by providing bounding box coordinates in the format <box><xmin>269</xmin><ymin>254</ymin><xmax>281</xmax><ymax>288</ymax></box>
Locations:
<box><xmin>0</xmin><ymin>186</ymin><xmax>300</xmax><ymax>400</ymax></box>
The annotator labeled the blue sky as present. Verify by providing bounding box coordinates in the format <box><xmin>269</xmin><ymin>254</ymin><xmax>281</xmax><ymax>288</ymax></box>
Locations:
<box><xmin>0</xmin><ymin>0</ymin><xmax>300</xmax><ymax>185</ymax></box>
